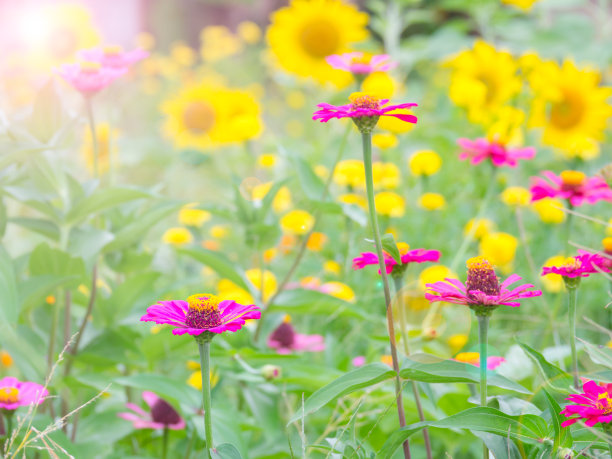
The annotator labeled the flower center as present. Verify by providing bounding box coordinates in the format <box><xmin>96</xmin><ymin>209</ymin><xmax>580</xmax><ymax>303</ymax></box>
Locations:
<box><xmin>182</xmin><ymin>101</ymin><xmax>216</xmax><ymax>134</ymax></box>
<box><xmin>269</xmin><ymin>316</ymin><xmax>295</xmax><ymax>347</ymax></box>
<box><xmin>465</xmin><ymin>256</ymin><xmax>500</xmax><ymax>296</ymax></box>
<box><xmin>299</xmin><ymin>19</ymin><xmax>340</xmax><ymax>58</ymax></box>
<box><xmin>550</xmin><ymin>89</ymin><xmax>585</xmax><ymax>130</ymax></box>
<box><xmin>151</xmin><ymin>398</ymin><xmax>182</xmax><ymax>425</ymax></box>
<box><xmin>597</xmin><ymin>392</ymin><xmax>612</xmax><ymax>415</ymax></box>
<box><xmin>562</xmin><ymin>257</ymin><xmax>580</xmax><ymax>271</ymax></box>
<box><xmin>185</xmin><ymin>293</ymin><xmax>222</xmax><ymax>329</ymax></box>
<box><xmin>603</xmin><ymin>237</ymin><xmax>612</xmax><ymax>254</ymax></box>
<box><xmin>103</xmin><ymin>45</ymin><xmax>123</xmax><ymax>56</ymax></box>
<box><xmin>397</xmin><ymin>242</ymin><xmax>410</xmax><ymax>256</ymax></box>
<box><xmin>351</xmin><ymin>54</ymin><xmax>371</xmax><ymax>65</ymax></box>
<box><xmin>80</xmin><ymin>61</ymin><xmax>101</xmax><ymax>74</ymax></box>
<box><xmin>560</xmin><ymin>170</ymin><xmax>586</xmax><ymax>187</ymax></box>
<box><xmin>0</xmin><ymin>387</ymin><xmax>19</xmax><ymax>404</ymax></box>
<box><xmin>349</xmin><ymin>92</ymin><xmax>380</xmax><ymax>110</ymax></box>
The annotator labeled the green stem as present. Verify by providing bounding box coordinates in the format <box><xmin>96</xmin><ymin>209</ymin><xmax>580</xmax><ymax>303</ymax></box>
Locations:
<box><xmin>85</xmin><ymin>98</ymin><xmax>99</xmax><ymax>180</ymax></box>
<box><xmin>198</xmin><ymin>339</ymin><xmax>213</xmax><ymax>458</ymax></box>
<box><xmin>392</xmin><ymin>276</ymin><xmax>432</xmax><ymax>459</ymax></box>
<box><xmin>477</xmin><ymin>314</ymin><xmax>489</xmax><ymax>459</ymax></box>
<box><xmin>47</xmin><ymin>295</ymin><xmax>59</xmax><ymax>373</ymax></box>
<box><xmin>564</xmin><ymin>202</ymin><xmax>574</xmax><ymax>254</ymax></box>
<box><xmin>162</xmin><ymin>426</ymin><xmax>168</xmax><ymax>459</ymax></box>
<box><xmin>568</xmin><ymin>286</ymin><xmax>580</xmax><ymax>389</ymax></box>
<box><xmin>362</xmin><ymin>132</ymin><xmax>410</xmax><ymax>459</ymax></box>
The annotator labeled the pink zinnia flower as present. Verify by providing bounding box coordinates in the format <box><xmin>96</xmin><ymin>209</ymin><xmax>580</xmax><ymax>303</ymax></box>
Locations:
<box><xmin>55</xmin><ymin>62</ymin><xmax>126</xmax><ymax>96</ymax></box>
<box><xmin>0</xmin><ymin>377</ymin><xmax>47</xmax><ymax>410</ymax></box>
<box><xmin>353</xmin><ymin>242</ymin><xmax>440</xmax><ymax>275</ymax></box>
<box><xmin>118</xmin><ymin>391</ymin><xmax>185</xmax><ymax>430</ymax></box>
<box><xmin>267</xmin><ymin>316</ymin><xmax>325</xmax><ymax>355</ymax></box>
<box><xmin>141</xmin><ymin>293</ymin><xmax>260</xmax><ymax>336</ymax></box>
<box><xmin>313</xmin><ymin>93</ymin><xmax>417</xmax><ymax>125</ymax></box>
<box><xmin>560</xmin><ymin>380</ymin><xmax>612</xmax><ymax>427</ymax></box>
<box><xmin>530</xmin><ymin>170</ymin><xmax>612</xmax><ymax>207</ymax></box>
<box><xmin>352</xmin><ymin>356</ymin><xmax>366</xmax><ymax>367</ymax></box>
<box><xmin>541</xmin><ymin>251</ymin><xmax>610</xmax><ymax>279</ymax></box>
<box><xmin>325</xmin><ymin>52</ymin><xmax>397</xmax><ymax>75</ymax></box>
<box><xmin>79</xmin><ymin>45</ymin><xmax>148</xmax><ymax>70</ymax></box>
<box><xmin>457</xmin><ymin>138</ymin><xmax>536</xmax><ymax>168</ymax></box>
<box><xmin>425</xmin><ymin>256</ymin><xmax>542</xmax><ymax>308</ymax></box>
<box><xmin>454</xmin><ymin>352</ymin><xmax>506</xmax><ymax>370</ymax></box>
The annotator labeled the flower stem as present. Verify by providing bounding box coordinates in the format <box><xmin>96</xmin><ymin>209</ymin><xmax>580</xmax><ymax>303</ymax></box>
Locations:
<box><xmin>477</xmin><ymin>314</ymin><xmax>489</xmax><ymax>459</ymax></box>
<box><xmin>362</xmin><ymin>132</ymin><xmax>410</xmax><ymax>459</ymax></box>
<box><xmin>392</xmin><ymin>276</ymin><xmax>432</xmax><ymax>459</ymax></box>
<box><xmin>162</xmin><ymin>426</ymin><xmax>168</xmax><ymax>459</ymax></box>
<box><xmin>568</xmin><ymin>285</ymin><xmax>580</xmax><ymax>389</ymax></box>
<box><xmin>85</xmin><ymin>98</ymin><xmax>99</xmax><ymax>180</ymax></box>
<box><xmin>564</xmin><ymin>202</ymin><xmax>574</xmax><ymax>254</ymax></box>
<box><xmin>198</xmin><ymin>339</ymin><xmax>213</xmax><ymax>458</ymax></box>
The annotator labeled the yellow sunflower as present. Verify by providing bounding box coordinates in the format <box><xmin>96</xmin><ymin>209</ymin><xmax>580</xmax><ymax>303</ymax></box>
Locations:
<box><xmin>445</xmin><ymin>40</ymin><xmax>521</xmax><ymax>124</ymax></box>
<box><xmin>529</xmin><ymin>59</ymin><xmax>612</xmax><ymax>154</ymax></box>
<box><xmin>162</xmin><ymin>83</ymin><xmax>262</xmax><ymax>150</ymax></box>
<box><xmin>267</xmin><ymin>0</ymin><xmax>369</xmax><ymax>86</ymax></box>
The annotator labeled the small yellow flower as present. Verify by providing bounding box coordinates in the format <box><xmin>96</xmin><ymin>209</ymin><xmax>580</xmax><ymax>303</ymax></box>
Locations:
<box><xmin>337</xmin><ymin>193</ymin><xmax>367</xmax><ymax>209</ymax></box>
<box><xmin>45</xmin><ymin>295</ymin><xmax>56</xmax><ymax>305</ymax></box>
<box><xmin>322</xmin><ymin>281</ymin><xmax>355</xmax><ymax>302</ymax></box>
<box><xmin>532</xmin><ymin>198</ymin><xmax>565</xmax><ymax>224</ymax></box>
<box><xmin>202</xmin><ymin>240</ymin><xmax>220</xmax><ymax>251</ymax></box>
<box><xmin>252</xmin><ymin>183</ymin><xmax>292</xmax><ymax>213</ymax></box>
<box><xmin>602</xmin><ymin>237</ymin><xmax>612</xmax><ymax>252</ymax></box>
<box><xmin>361</xmin><ymin>71</ymin><xmax>395</xmax><ymax>99</ymax></box>
<box><xmin>372</xmin><ymin>133</ymin><xmax>398</xmax><ymax>150</ymax></box>
<box><xmin>372</xmin><ymin>162</ymin><xmax>401</xmax><ymax>189</ymax></box>
<box><xmin>377</xmin><ymin>108</ymin><xmax>415</xmax><ymax>134</ymax></box>
<box><xmin>334</xmin><ymin>159</ymin><xmax>365</xmax><ymax>188</ymax></box>
<box><xmin>409</xmin><ymin>150</ymin><xmax>442</xmax><ymax>176</ymax></box>
<box><xmin>200</xmin><ymin>26</ymin><xmax>242</xmax><ymax>62</ymax></box>
<box><xmin>170</xmin><ymin>41</ymin><xmax>196</xmax><ymax>67</ymax></box>
<box><xmin>162</xmin><ymin>227</ymin><xmax>193</xmax><ymax>246</ymax></box>
<box><xmin>541</xmin><ymin>255</ymin><xmax>567</xmax><ymax>293</ymax></box>
<box><xmin>501</xmin><ymin>0</ymin><xmax>540</xmax><ymax>10</ymax></box>
<box><xmin>607</xmin><ymin>218</ymin><xmax>612</xmax><ymax>236</ymax></box>
<box><xmin>314</xmin><ymin>165</ymin><xmax>329</xmax><ymax>180</ymax></box>
<box><xmin>187</xmin><ymin>368</ymin><xmax>219</xmax><ymax>390</ymax></box>
<box><xmin>246</xmin><ymin>269</ymin><xmax>278</xmax><ymax>302</ymax></box>
<box><xmin>150</xmin><ymin>325</ymin><xmax>163</xmax><ymax>334</ymax></box>
<box><xmin>447</xmin><ymin>334</ymin><xmax>468</xmax><ymax>353</ymax></box>
<box><xmin>300</xmin><ymin>276</ymin><xmax>321</xmax><ymax>289</ymax></box>
<box><xmin>501</xmin><ymin>187</ymin><xmax>531</xmax><ymax>208</ymax></box>
<box><xmin>286</xmin><ymin>90</ymin><xmax>306</xmax><ymax>109</ymax></box>
<box><xmin>419</xmin><ymin>193</ymin><xmax>446</xmax><ymax>211</ymax></box>
<box><xmin>464</xmin><ymin>218</ymin><xmax>495</xmax><ymax>240</ymax></box>
<box><xmin>381</xmin><ymin>355</ymin><xmax>393</xmax><ymax>367</ymax></box>
<box><xmin>258</xmin><ymin>154</ymin><xmax>277</xmax><ymax>168</ymax></box>
<box><xmin>263</xmin><ymin>248</ymin><xmax>277</xmax><ymax>263</ymax></box>
<box><xmin>419</xmin><ymin>265</ymin><xmax>457</xmax><ymax>290</ymax></box>
<box><xmin>0</xmin><ymin>351</ymin><xmax>13</xmax><ymax>368</ymax></box>
<box><xmin>179</xmin><ymin>206</ymin><xmax>211</xmax><ymax>227</ymax></box>
<box><xmin>480</xmin><ymin>232</ymin><xmax>518</xmax><ymax>268</ymax></box>
<box><xmin>237</xmin><ymin>20</ymin><xmax>262</xmax><ymax>44</ymax></box>
<box><xmin>374</xmin><ymin>192</ymin><xmax>405</xmax><ymax>217</ymax></box>
<box><xmin>217</xmin><ymin>278</ymin><xmax>254</xmax><ymax>305</ymax></box>
<box><xmin>455</xmin><ymin>352</ymin><xmax>480</xmax><ymax>365</ymax></box>
<box><xmin>324</xmin><ymin>260</ymin><xmax>342</xmax><ymax>275</ymax></box>
<box><xmin>210</xmin><ymin>225</ymin><xmax>230</xmax><ymax>239</ymax></box>
<box><xmin>306</xmin><ymin>232</ymin><xmax>328</xmax><ymax>251</ymax></box>
<box><xmin>280</xmin><ymin>210</ymin><xmax>315</xmax><ymax>235</ymax></box>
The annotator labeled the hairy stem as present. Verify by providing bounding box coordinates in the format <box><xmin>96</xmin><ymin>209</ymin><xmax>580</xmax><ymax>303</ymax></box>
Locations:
<box><xmin>198</xmin><ymin>339</ymin><xmax>213</xmax><ymax>458</ymax></box>
<box><xmin>477</xmin><ymin>314</ymin><xmax>489</xmax><ymax>459</ymax></box>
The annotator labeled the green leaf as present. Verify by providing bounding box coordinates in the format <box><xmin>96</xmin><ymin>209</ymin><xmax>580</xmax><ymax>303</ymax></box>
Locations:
<box><xmin>178</xmin><ymin>248</ymin><xmax>249</xmax><ymax>291</ymax></box>
<box><xmin>293</xmin><ymin>156</ymin><xmax>325</xmax><ymax>200</ymax></box>
<box><xmin>27</xmin><ymin>80</ymin><xmax>65</xmax><ymax>143</ymax></box>
<box><xmin>115</xmin><ymin>374</ymin><xmax>200</xmax><ymax>407</ymax></box>
<box><xmin>472</xmin><ymin>431</ymin><xmax>522</xmax><ymax>459</ymax></box>
<box><xmin>9</xmin><ymin>217</ymin><xmax>60</xmax><ymax>240</ymax></box>
<box><xmin>29</xmin><ymin>243</ymin><xmax>85</xmax><ymax>286</ymax></box>
<box><xmin>65</xmin><ymin>187</ymin><xmax>151</xmax><ymax>225</ymax></box>
<box><xmin>400</xmin><ymin>354</ymin><xmax>531</xmax><ymax>394</ymax></box>
<box><xmin>0</xmin><ymin>197</ymin><xmax>6</xmax><ymax>238</ymax></box>
<box><xmin>381</xmin><ymin>233</ymin><xmax>401</xmax><ymax>263</ymax></box>
<box><xmin>99</xmin><ymin>271</ymin><xmax>160</xmax><ymax>325</ymax></box>
<box><xmin>579</xmin><ymin>338</ymin><xmax>612</xmax><ymax>369</ymax></box>
<box><xmin>378</xmin><ymin>407</ymin><xmax>549</xmax><ymax>458</ymax></box>
<box><xmin>0</xmin><ymin>247</ymin><xmax>19</xmax><ymax>325</ymax></box>
<box><xmin>543</xmin><ymin>389</ymin><xmax>572</xmax><ymax>451</ymax></box>
<box><xmin>517</xmin><ymin>341</ymin><xmax>572</xmax><ymax>393</ymax></box>
<box><xmin>258</xmin><ymin>179</ymin><xmax>289</xmax><ymax>218</ymax></box>
<box><xmin>68</xmin><ymin>227</ymin><xmax>115</xmax><ymax>264</ymax></box>
<box><xmin>287</xmin><ymin>363</ymin><xmax>395</xmax><ymax>424</ymax></box>
<box><xmin>270</xmin><ymin>289</ymin><xmax>365</xmax><ymax>318</ymax></box>
<box><xmin>211</xmin><ymin>443</ymin><xmax>243</xmax><ymax>459</ymax></box>
<box><xmin>19</xmin><ymin>274</ymin><xmax>78</xmax><ymax>314</ymax></box>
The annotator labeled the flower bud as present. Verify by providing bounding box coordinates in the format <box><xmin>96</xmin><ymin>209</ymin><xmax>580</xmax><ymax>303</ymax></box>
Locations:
<box><xmin>261</xmin><ymin>364</ymin><xmax>281</xmax><ymax>381</ymax></box>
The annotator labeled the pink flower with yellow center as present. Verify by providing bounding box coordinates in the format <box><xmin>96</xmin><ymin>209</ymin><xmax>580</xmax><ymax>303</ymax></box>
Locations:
<box><xmin>425</xmin><ymin>256</ymin><xmax>542</xmax><ymax>309</ymax></box>
<box><xmin>561</xmin><ymin>380</ymin><xmax>612</xmax><ymax>427</ymax></box>
<box><xmin>325</xmin><ymin>52</ymin><xmax>397</xmax><ymax>75</ymax></box>
<box><xmin>55</xmin><ymin>61</ymin><xmax>126</xmax><ymax>96</ymax></box>
<box><xmin>79</xmin><ymin>45</ymin><xmax>148</xmax><ymax>70</ymax></box>
<box><xmin>530</xmin><ymin>170</ymin><xmax>612</xmax><ymax>207</ymax></box>
<box><xmin>457</xmin><ymin>137</ymin><xmax>536</xmax><ymax>168</ymax></box>
<box><xmin>454</xmin><ymin>352</ymin><xmax>506</xmax><ymax>370</ymax></box>
<box><xmin>118</xmin><ymin>391</ymin><xmax>185</xmax><ymax>430</ymax></box>
<box><xmin>140</xmin><ymin>293</ymin><xmax>260</xmax><ymax>336</ymax></box>
<box><xmin>267</xmin><ymin>316</ymin><xmax>325</xmax><ymax>354</ymax></box>
<box><xmin>353</xmin><ymin>242</ymin><xmax>441</xmax><ymax>276</ymax></box>
<box><xmin>541</xmin><ymin>252</ymin><xmax>610</xmax><ymax>278</ymax></box>
<box><xmin>0</xmin><ymin>377</ymin><xmax>47</xmax><ymax>410</ymax></box>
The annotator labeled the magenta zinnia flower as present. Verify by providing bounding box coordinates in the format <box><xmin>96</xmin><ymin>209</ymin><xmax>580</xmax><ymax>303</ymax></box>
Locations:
<box><xmin>118</xmin><ymin>391</ymin><xmax>185</xmax><ymax>430</ymax></box>
<box><xmin>425</xmin><ymin>256</ymin><xmax>542</xmax><ymax>309</ymax></box>
<box><xmin>530</xmin><ymin>170</ymin><xmax>612</xmax><ymax>207</ymax></box>
<box><xmin>560</xmin><ymin>380</ymin><xmax>612</xmax><ymax>427</ymax></box>
<box><xmin>79</xmin><ymin>45</ymin><xmax>148</xmax><ymax>70</ymax></box>
<box><xmin>267</xmin><ymin>316</ymin><xmax>325</xmax><ymax>355</ymax></box>
<box><xmin>353</xmin><ymin>242</ymin><xmax>440</xmax><ymax>275</ymax></box>
<box><xmin>457</xmin><ymin>138</ymin><xmax>536</xmax><ymax>168</ymax></box>
<box><xmin>141</xmin><ymin>293</ymin><xmax>260</xmax><ymax>336</ymax></box>
<box><xmin>0</xmin><ymin>377</ymin><xmax>47</xmax><ymax>410</ymax></box>
<box><xmin>325</xmin><ymin>52</ymin><xmax>397</xmax><ymax>75</ymax></box>
<box><xmin>313</xmin><ymin>93</ymin><xmax>417</xmax><ymax>126</ymax></box>
<box><xmin>541</xmin><ymin>251</ymin><xmax>610</xmax><ymax>279</ymax></box>
<box><xmin>55</xmin><ymin>62</ymin><xmax>126</xmax><ymax>96</ymax></box>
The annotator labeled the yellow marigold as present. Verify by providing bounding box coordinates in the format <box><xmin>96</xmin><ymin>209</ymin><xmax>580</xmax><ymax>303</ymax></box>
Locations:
<box><xmin>529</xmin><ymin>60</ymin><xmax>612</xmax><ymax>154</ymax></box>
<box><xmin>409</xmin><ymin>150</ymin><xmax>442</xmax><ymax>176</ymax></box>
<box><xmin>602</xmin><ymin>237</ymin><xmax>612</xmax><ymax>252</ymax></box>
<box><xmin>252</xmin><ymin>183</ymin><xmax>292</xmax><ymax>213</ymax></box>
<box><xmin>372</xmin><ymin>162</ymin><xmax>401</xmax><ymax>189</ymax></box>
<box><xmin>162</xmin><ymin>227</ymin><xmax>192</xmax><ymax>246</ymax></box>
<box><xmin>455</xmin><ymin>352</ymin><xmax>480</xmax><ymax>366</ymax></box>
<box><xmin>464</xmin><ymin>218</ymin><xmax>495</xmax><ymax>240</ymax></box>
<box><xmin>162</xmin><ymin>83</ymin><xmax>262</xmax><ymax>150</ymax></box>
<box><xmin>179</xmin><ymin>206</ymin><xmax>211</xmax><ymax>227</ymax></box>
<box><xmin>324</xmin><ymin>260</ymin><xmax>341</xmax><ymax>275</ymax></box>
<box><xmin>0</xmin><ymin>351</ymin><xmax>13</xmax><ymax>368</ymax></box>
<box><xmin>237</xmin><ymin>21</ymin><xmax>262</xmax><ymax>44</ymax></box>
<box><xmin>419</xmin><ymin>193</ymin><xmax>446</xmax><ymax>211</ymax></box>
<box><xmin>337</xmin><ymin>193</ymin><xmax>367</xmax><ymax>209</ymax></box>
<box><xmin>334</xmin><ymin>159</ymin><xmax>365</xmax><ymax>188</ymax></box>
<box><xmin>501</xmin><ymin>186</ymin><xmax>531</xmax><ymax>208</ymax></box>
<box><xmin>306</xmin><ymin>232</ymin><xmax>328</xmax><ymax>251</ymax></box>
<box><xmin>372</xmin><ymin>133</ymin><xmax>398</xmax><ymax>150</ymax></box>
<box><xmin>321</xmin><ymin>281</ymin><xmax>355</xmax><ymax>302</ymax></box>
<box><xmin>264</xmin><ymin>248</ymin><xmax>277</xmax><ymax>263</ymax></box>
<box><xmin>502</xmin><ymin>0</ymin><xmax>540</xmax><ymax>10</ymax></box>
<box><xmin>267</xmin><ymin>0</ymin><xmax>368</xmax><ymax>86</ymax></box>
<box><xmin>258</xmin><ymin>154</ymin><xmax>277</xmax><ymax>168</ymax></box>
<box><xmin>377</xmin><ymin>108</ymin><xmax>415</xmax><ymax>134</ymax></box>
<box><xmin>532</xmin><ymin>198</ymin><xmax>565</xmax><ymax>224</ymax></box>
<box><xmin>447</xmin><ymin>334</ymin><xmax>468</xmax><ymax>353</ymax></box>
<box><xmin>217</xmin><ymin>278</ymin><xmax>254</xmax><ymax>305</ymax></box>
<box><xmin>541</xmin><ymin>255</ymin><xmax>567</xmax><ymax>293</ymax></box>
<box><xmin>246</xmin><ymin>269</ymin><xmax>277</xmax><ymax>302</ymax></box>
<box><xmin>286</xmin><ymin>90</ymin><xmax>306</xmax><ymax>109</ymax></box>
<box><xmin>45</xmin><ymin>295</ymin><xmax>56</xmax><ymax>305</ymax></box>
<box><xmin>381</xmin><ymin>355</ymin><xmax>393</xmax><ymax>367</ymax></box>
<box><xmin>210</xmin><ymin>225</ymin><xmax>230</xmax><ymax>239</ymax></box>
<box><xmin>419</xmin><ymin>265</ymin><xmax>457</xmax><ymax>290</ymax></box>
<box><xmin>446</xmin><ymin>40</ymin><xmax>521</xmax><ymax>124</ymax></box>
<box><xmin>479</xmin><ymin>232</ymin><xmax>518</xmax><ymax>268</ymax></box>
<box><xmin>200</xmin><ymin>26</ymin><xmax>242</xmax><ymax>62</ymax></box>
<box><xmin>374</xmin><ymin>192</ymin><xmax>405</xmax><ymax>217</ymax></box>
<box><xmin>361</xmin><ymin>71</ymin><xmax>395</xmax><ymax>99</ymax></box>
<box><xmin>187</xmin><ymin>368</ymin><xmax>219</xmax><ymax>390</ymax></box>
<box><xmin>82</xmin><ymin>123</ymin><xmax>117</xmax><ymax>176</ymax></box>
<box><xmin>280</xmin><ymin>210</ymin><xmax>315</xmax><ymax>235</ymax></box>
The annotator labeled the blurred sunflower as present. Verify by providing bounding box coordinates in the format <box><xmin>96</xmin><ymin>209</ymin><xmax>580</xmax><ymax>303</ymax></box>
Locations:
<box><xmin>267</xmin><ymin>0</ymin><xmax>368</xmax><ymax>86</ymax></box>
<box><xmin>445</xmin><ymin>40</ymin><xmax>521</xmax><ymax>124</ymax></box>
<box><xmin>529</xmin><ymin>60</ymin><xmax>612</xmax><ymax>156</ymax></box>
<box><xmin>162</xmin><ymin>83</ymin><xmax>262</xmax><ymax>150</ymax></box>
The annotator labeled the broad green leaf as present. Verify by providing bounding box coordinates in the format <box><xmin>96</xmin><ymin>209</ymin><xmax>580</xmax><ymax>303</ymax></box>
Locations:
<box><xmin>472</xmin><ymin>431</ymin><xmax>522</xmax><ymax>459</ymax></box>
<box><xmin>68</xmin><ymin>227</ymin><xmax>115</xmax><ymax>264</ymax></box>
<box><xmin>0</xmin><ymin>197</ymin><xmax>6</xmax><ymax>238</ymax></box>
<box><xmin>378</xmin><ymin>407</ymin><xmax>549</xmax><ymax>458</ymax></box>
<box><xmin>270</xmin><ymin>288</ymin><xmax>365</xmax><ymax>318</ymax></box>
<box><xmin>293</xmin><ymin>156</ymin><xmax>325</xmax><ymax>200</ymax></box>
<box><xmin>9</xmin><ymin>217</ymin><xmax>59</xmax><ymax>240</ymax></box>
<box><xmin>0</xmin><ymin>324</ymin><xmax>47</xmax><ymax>380</ymax></box>
<box><xmin>0</xmin><ymin>247</ymin><xmax>18</xmax><ymax>324</ymax></box>
<box><xmin>381</xmin><ymin>233</ymin><xmax>401</xmax><ymax>263</ymax></box>
<box><xmin>245</xmin><ymin>223</ymin><xmax>281</xmax><ymax>251</ymax></box>
<box><xmin>29</xmin><ymin>242</ymin><xmax>86</xmax><ymax>286</ymax></box>
<box><xmin>211</xmin><ymin>443</ymin><xmax>243</xmax><ymax>459</ymax></box>
<box><xmin>517</xmin><ymin>341</ymin><xmax>572</xmax><ymax>393</ymax></box>
<box><xmin>178</xmin><ymin>248</ymin><xmax>249</xmax><ymax>291</ymax></box>
<box><xmin>400</xmin><ymin>354</ymin><xmax>530</xmax><ymax>394</ymax></box>
<box><xmin>579</xmin><ymin>338</ymin><xmax>612</xmax><ymax>369</ymax></box>
<box><xmin>543</xmin><ymin>389</ymin><xmax>572</xmax><ymax>451</ymax></box>
<box><xmin>19</xmin><ymin>274</ymin><xmax>79</xmax><ymax>314</ymax></box>
<box><xmin>287</xmin><ymin>363</ymin><xmax>395</xmax><ymax>424</ymax></box>
<box><xmin>99</xmin><ymin>271</ymin><xmax>161</xmax><ymax>325</ymax></box>
<box><xmin>115</xmin><ymin>373</ymin><xmax>200</xmax><ymax>407</ymax></box>
<box><xmin>65</xmin><ymin>187</ymin><xmax>151</xmax><ymax>225</ymax></box>
<box><xmin>77</xmin><ymin>328</ymin><xmax>142</xmax><ymax>366</ymax></box>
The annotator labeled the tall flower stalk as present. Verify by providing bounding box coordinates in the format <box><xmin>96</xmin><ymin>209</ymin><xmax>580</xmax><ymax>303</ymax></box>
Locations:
<box><xmin>566</xmin><ymin>280</ymin><xmax>580</xmax><ymax>389</ymax></box>
<box><xmin>197</xmin><ymin>337</ymin><xmax>214</xmax><ymax>457</ymax></box>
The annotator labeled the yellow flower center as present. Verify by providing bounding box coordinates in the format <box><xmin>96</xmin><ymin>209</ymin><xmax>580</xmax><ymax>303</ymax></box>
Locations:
<box><xmin>182</xmin><ymin>101</ymin><xmax>216</xmax><ymax>134</ymax></box>
<box><xmin>351</xmin><ymin>54</ymin><xmax>371</xmax><ymax>65</ymax></box>
<box><xmin>550</xmin><ymin>89</ymin><xmax>586</xmax><ymax>129</ymax></box>
<box><xmin>80</xmin><ymin>61</ymin><xmax>101</xmax><ymax>74</ymax></box>
<box><xmin>560</xmin><ymin>170</ymin><xmax>586</xmax><ymax>186</ymax></box>
<box><xmin>299</xmin><ymin>19</ymin><xmax>340</xmax><ymax>58</ymax></box>
<box><xmin>0</xmin><ymin>387</ymin><xmax>19</xmax><ymax>404</ymax></box>
<box><xmin>103</xmin><ymin>45</ymin><xmax>123</xmax><ymax>56</ymax></box>
<box><xmin>186</xmin><ymin>293</ymin><xmax>220</xmax><ymax>312</ymax></box>
<box><xmin>466</xmin><ymin>256</ymin><xmax>500</xmax><ymax>296</ymax></box>
<box><xmin>349</xmin><ymin>92</ymin><xmax>380</xmax><ymax>110</ymax></box>
<box><xmin>562</xmin><ymin>257</ymin><xmax>579</xmax><ymax>269</ymax></box>
<box><xmin>596</xmin><ymin>392</ymin><xmax>612</xmax><ymax>414</ymax></box>
<box><xmin>397</xmin><ymin>242</ymin><xmax>410</xmax><ymax>255</ymax></box>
